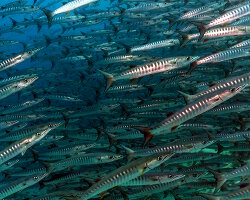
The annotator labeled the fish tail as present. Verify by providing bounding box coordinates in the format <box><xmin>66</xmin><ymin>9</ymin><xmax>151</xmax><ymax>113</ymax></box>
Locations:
<box><xmin>165</xmin><ymin>16</ymin><xmax>175</xmax><ymax>30</ymax></box>
<box><xmin>40</xmin><ymin>8</ymin><xmax>53</xmax><ymax>28</ymax></box>
<box><xmin>95</xmin><ymin>128</ymin><xmax>103</xmax><ymax>141</ymax></box>
<box><xmin>61</xmin><ymin>112</ymin><xmax>69</xmax><ymax>128</ymax></box>
<box><xmin>196</xmin><ymin>23</ymin><xmax>206</xmax><ymax>42</ymax></box>
<box><xmin>30</xmin><ymin>148</ymin><xmax>39</xmax><ymax>162</ymax></box>
<box><xmin>177</xmin><ymin>90</ymin><xmax>194</xmax><ymax>104</ymax></box>
<box><xmin>187</xmin><ymin>61</ymin><xmax>198</xmax><ymax>74</ymax></box>
<box><xmin>106</xmin><ymin>132</ymin><xmax>116</xmax><ymax>147</ymax></box>
<box><xmin>43</xmin><ymin>34</ymin><xmax>51</xmax><ymax>47</ymax></box>
<box><xmin>134</xmin><ymin>127</ymin><xmax>153</xmax><ymax>146</ymax></box>
<box><xmin>216</xmin><ymin>143</ymin><xmax>224</xmax><ymax>154</ymax></box>
<box><xmin>176</xmin><ymin>31</ymin><xmax>189</xmax><ymax>48</ymax></box>
<box><xmin>207</xmin><ymin>168</ymin><xmax>226</xmax><ymax>190</ymax></box>
<box><xmin>120</xmin><ymin>145</ymin><xmax>134</xmax><ymax>162</ymax></box>
<box><xmin>40</xmin><ymin>161</ymin><xmax>54</xmax><ymax>174</ymax></box>
<box><xmin>98</xmin><ymin>70</ymin><xmax>115</xmax><ymax>92</ymax></box>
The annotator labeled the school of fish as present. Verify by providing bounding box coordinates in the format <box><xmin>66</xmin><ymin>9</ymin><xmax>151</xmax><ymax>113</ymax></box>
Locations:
<box><xmin>0</xmin><ymin>0</ymin><xmax>249</xmax><ymax>199</ymax></box>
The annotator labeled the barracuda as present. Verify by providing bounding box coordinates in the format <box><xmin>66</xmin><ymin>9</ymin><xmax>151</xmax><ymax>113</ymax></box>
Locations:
<box><xmin>136</xmin><ymin>84</ymin><xmax>247</xmax><ymax>144</ymax></box>
<box><xmin>0</xmin><ymin>173</ymin><xmax>48</xmax><ymax>198</ymax></box>
<box><xmin>99</xmin><ymin>56</ymin><xmax>199</xmax><ymax>91</ymax></box>
<box><xmin>0</xmin><ymin>122</ymin><xmax>61</xmax><ymax>165</ymax></box>
<box><xmin>78</xmin><ymin>152</ymin><xmax>174</xmax><ymax>200</ymax></box>
<box><xmin>178</xmin><ymin>72</ymin><xmax>250</xmax><ymax>103</ymax></box>
<box><xmin>0</xmin><ymin>98</ymin><xmax>44</xmax><ymax>114</ymax></box>
<box><xmin>180</xmin><ymin>26</ymin><xmax>250</xmax><ymax>47</ymax></box>
<box><xmin>198</xmin><ymin>4</ymin><xmax>250</xmax><ymax>40</ymax></box>
<box><xmin>0</xmin><ymin>76</ymin><xmax>38</xmax><ymax>100</ymax></box>
<box><xmin>190</xmin><ymin>46</ymin><xmax>250</xmax><ymax>71</ymax></box>
<box><xmin>130</xmin><ymin>39</ymin><xmax>180</xmax><ymax>52</ymax></box>
<box><xmin>0</xmin><ymin>47</ymin><xmax>43</xmax><ymax>72</ymax></box>
<box><xmin>41</xmin><ymin>0</ymin><xmax>98</xmax><ymax>27</ymax></box>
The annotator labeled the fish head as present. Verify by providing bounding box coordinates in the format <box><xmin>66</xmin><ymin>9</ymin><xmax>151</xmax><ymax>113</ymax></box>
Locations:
<box><xmin>22</xmin><ymin>47</ymin><xmax>44</xmax><ymax>59</ymax></box>
<box><xmin>27</xmin><ymin>173</ymin><xmax>49</xmax><ymax>185</ymax></box>
<box><xmin>217</xmin><ymin>84</ymin><xmax>247</xmax><ymax>101</ymax></box>
<box><xmin>144</xmin><ymin>153</ymin><xmax>175</xmax><ymax>171</ymax></box>
<box><xmin>17</xmin><ymin>76</ymin><xmax>38</xmax><ymax>87</ymax></box>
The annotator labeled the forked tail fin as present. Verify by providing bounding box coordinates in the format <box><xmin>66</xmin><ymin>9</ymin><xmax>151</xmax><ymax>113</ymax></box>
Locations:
<box><xmin>98</xmin><ymin>70</ymin><xmax>115</xmax><ymax>92</ymax></box>
<box><xmin>40</xmin><ymin>8</ymin><xmax>53</xmax><ymax>28</ymax></box>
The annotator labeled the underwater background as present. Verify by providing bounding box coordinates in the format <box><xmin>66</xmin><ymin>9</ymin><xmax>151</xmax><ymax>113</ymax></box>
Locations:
<box><xmin>0</xmin><ymin>0</ymin><xmax>249</xmax><ymax>199</ymax></box>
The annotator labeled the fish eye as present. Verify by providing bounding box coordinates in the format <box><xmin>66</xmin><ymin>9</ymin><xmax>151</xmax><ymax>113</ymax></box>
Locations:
<box><xmin>157</xmin><ymin>156</ymin><xmax>163</xmax><ymax>161</ymax></box>
<box><xmin>109</xmin><ymin>155</ymin><xmax>114</xmax><ymax>159</ymax></box>
<box><xmin>36</xmin><ymin>133</ymin><xmax>41</xmax><ymax>136</ymax></box>
<box><xmin>230</xmin><ymin>88</ymin><xmax>236</xmax><ymax>92</ymax></box>
<box><xmin>187</xmin><ymin>56</ymin><xmax>190</xmax><ymax>60</ymax></box>
<box><xmin>28</xmin><ymin>51</ymin><xmax>32</xmax><ymax>54</ymax></box>
<box><xmin>33</xmin><ymin>176</ymin><xmax>38</xmax><ymax>180</ymax></box>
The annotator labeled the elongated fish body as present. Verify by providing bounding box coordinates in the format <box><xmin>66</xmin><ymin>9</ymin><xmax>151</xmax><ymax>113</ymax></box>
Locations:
<box><xmin>0</xmin><ymin>47</ymin><xmax>43</xmax><ymax>72</ymax></box>
<box><xmin>0</xmin><ymin>159</ymin><xmax>19</xmax><ymax>172</ymax></box>
<box><xmin>206</xmin><ymin>4</ymin><xmax>250</xmax><ymax>29</ymax></box>
<box><xmin>107</xmin><ymin>84</ymin><xmax>147</xmax><ymax>93</ymax></box>
<box><xmin>206</xmin><ymin>102</ymin><xmax>250</xmax><ymax>114</ymax></box>
<box><xmin>53</xmin><ymin>0</ymin><xmax>98</xmax><ymax>16</ymax></box>
<box><xmin>0</xmin><ymin>173</ymin><xmax>48</xmax><ymax>198</ymax></box>
<box><xmin>78</xmin><ymin>153</ymin><xmax>174</xmax><ymax>200</ymax></box>
<box><xmin>0</xmin><ymin>114</ymin><xmax>45</xmax><ymax>122</ymax></box>
<box><xmin>178</xmin><ymin>2</ymin><xmax>224</xmax><ymax>20</ymax></box>
<box><xmin>214</xmin><ymin>163</ymin><xmax>250</xmax><ymax>189</ymax></box>
<box><xmin>42</xmin><ymin>94</ymin><xmax>82</xmax><ymax>102</ymax></box>
<box><xmin>121</xmin><ymin>173</ymin><xmax>185</xmax><ymax>186</ymax></box>
<box><xmin>10</xmin><ymin>167</ymin><xmax>47</xmax><ymax>177</ymax></box>
<box><xmin>194</xmin><ymin>47</ymin><xmax>250</xmax><ymax>66</ymax></box>
<box><xmin>197</xmin><ymin>3</ymin><xmax>250</xmax><ymax>40</ymax></box>
<box><xmin>99</xmin><ymin>56</ymin><xmax>199</xmax><ymax>91</ymax></box>
<box><xmin>149</xmin><ymin>85</ymin><xmax>246</xmax><ymax>136</ymax></box>
<box><xmin>0</xmin><ymin>129</ymin><xmax>52</xmax><ymax>165</ymax></box>
<box><xmin>200</xmin><ymin>185</ymin><xmax>250</xmax><ymax>200</ymax></box>
<box><xmin>42</xmin><ymin>0</ymin><xmax>98</xmax><ymax>27</ymax></box>
<box><xmin>49</xmin><ymin>153</ymin><xmax>123</xmax><ymax>172</ymax></box>
<box><xmin>1</xmin><ymin>0</ymin><xmax>28</xmax><ymax>9</ymax></box>
<box><xmin>0</xmin><ymin>122</ymin><xmax>62</xmax><ymax>142</ymax></box>
<box><xmin>230</xmin><ymin>38</ymin><xmax>250</xmax><ymax>48</ymax></box>
<box><xmin>179</xmin><ymin>72</ymin><xmax>250</xmax><ymax>103</ymax></box>
<box><xmin>0</xmin><ymin>6</ymin><xmax>39</xmax><ymax>16</ymax></box>
<box><xmin>40</xmin><ymin>143</ymin><xmax>95</xmax><ymax>156</ymax></box>
<box><xmin>130</xmin><ymin>39</ymin><xmax>180</xmax><ymax>52</ymax></box>
<box><xmin>186</xmin><ymin>26</ymin><xmax>250</xmax><ymax>42</ymax></box>
<box><xmin>232</xmin><ymin>16</ymin><xmax>250</xmax><ymax>26</ymax></box>
<box><xmin>216</xmin><ymin>130</ymin><xmax>250</xmax><ymax>142</ymax></box>
<box><xmin>0</xmin><ymin>74</ymin><xmax>37</xmax><ymax>86</ymax></box>
<box><xmin>190</xmin><ymin>46</ymin><xmax>250</xmax><ymax>71</ymax></box>
<box><xmin>128</xmin><ymin>172</ymin><xmax>205</xmax><ymax>199</ymax></box>
<box><xmin>0</xmin><ymin>120</ymin><xmax>19</xmax><ymax>131</ymax></box>
<box><xmin>127</xmin><ymin>2</ymin><xmax>173</xmax><ymax>12</ymax></box>
<box><xmin>0</xmin><ymin>76</ymin><xmax>38</xmax><ymax>100</ymax></box>
<box><xmin>97</xmin><ymin>54</ymin><xmax>143</xmax><ymax>65</ymax></box>
<box><xmin>0</xmin><ymin>98</ymin><xmax>44</xmax><ymax>115</ymax></box>
<box><xmin>123</xmin><ymin>138</ymin><xmax>213</xmax><ymax>160</ymax></box>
